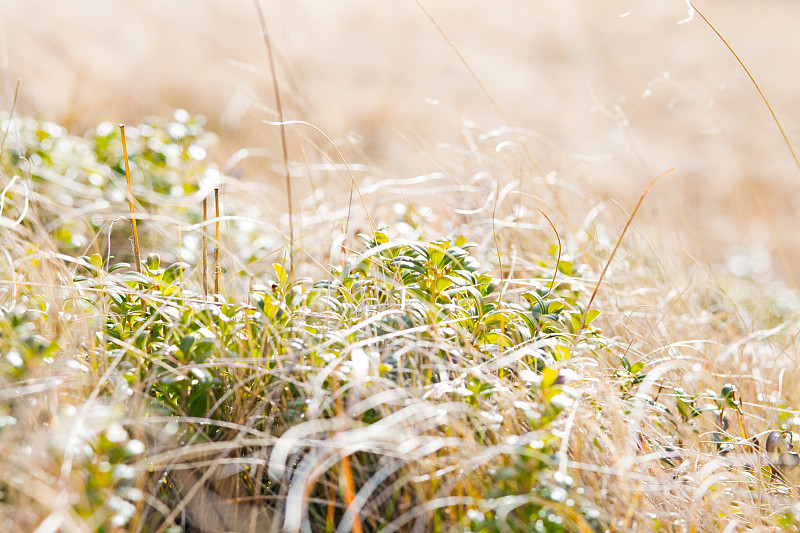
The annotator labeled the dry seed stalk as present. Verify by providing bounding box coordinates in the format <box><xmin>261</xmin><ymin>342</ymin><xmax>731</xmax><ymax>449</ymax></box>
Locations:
<box><xmin>202</xmin><ymin>197</ymin><xmax>208</xmax><ymax>299</ymax></box>
<box><xmin>690</xmin><ymin>2</ymin><xmax>800</xmax><ymax>174</ymax></box>
<box><xmin>253</xmin><ymin>0</ymin><xmax>295</xmax><ymax>283</ymax></box>
<box><xmin>214</xmin><ymin>187</ymin><xmax>220</xmax><ymax>294</ymax></box>
<box><xmin>0</xmin><ymin>79</ymin><xmax>20</xmax><ymax>158</ymax></box>
<box><xmin>119</xmin><ymin>124</ymin><xmax>141</xmax><ymax>272</ymax></box>
<box><xmin>573</xmin><ymin>168</ymin><xmax>674</xmax><ymax>343</ymax></box>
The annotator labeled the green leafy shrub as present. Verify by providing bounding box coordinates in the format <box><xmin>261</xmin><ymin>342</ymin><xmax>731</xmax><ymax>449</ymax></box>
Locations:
<box><xmin>66</xmin><ymin>222</ymin><xmax>604</xmax><ymax>531</ymax></box>
<box><xmin>0</xmin><ymin>111</ymin><xmax>216</xmax><ymax>256</ymax></box>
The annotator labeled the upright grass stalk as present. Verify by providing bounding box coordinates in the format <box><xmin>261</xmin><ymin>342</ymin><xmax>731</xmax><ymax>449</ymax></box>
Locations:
<box><xmin>690</xmin><ymin>2</ymin><xmax>799</xmax><ymax>286</ymax></box>
<box><xmin>177</xmin><ymin>227</ymin><xmax>184</xmax><ymax>299</ymax></box>
<box><xmin>537</xmin><ymin>207</ymin><xmax>562</xmax><ymax>293</ymax></box>
<box><xmin>202</xmin><ymin>197</ymin><xmax>208</xmax><ymax>299</ymax></box>
<box><xmin>253</xmin><ymin>0</ymin><xmax>294</xmax><ymax>284</ymax></box>
<box><xmin>690</xmin><ymin>3</ymin><xmax>800</xmax><ymax>174</ymax></box>
<box><xmin>0</xmin><ymin>79</ymin><xmax>20</xmax><ymax>158</ymax></box>
<box><xmin>573</xmin><ymin>168</ymin><xmax>674</xmax><ymax>343</ymax></box>
<box><xmin>413</xmin><ymin>0</ymin><xmax>543</xmax><ymax>178</ymax></box>
<box><xmin>119</xmin><ymin>124</ymin><xmax>141</xmax><ymax>272</ymax></box>
<box><xmin>214</xmin><ymin>187</ymin><xmax>220</xmax><ymax>295</ymax></box>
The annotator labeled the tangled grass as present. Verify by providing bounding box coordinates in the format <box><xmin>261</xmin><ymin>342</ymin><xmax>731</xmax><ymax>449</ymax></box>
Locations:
<box><xmin>1</xmin><ymin>110</ymin><xmax>800</xmax><ymax>533</ymax></box>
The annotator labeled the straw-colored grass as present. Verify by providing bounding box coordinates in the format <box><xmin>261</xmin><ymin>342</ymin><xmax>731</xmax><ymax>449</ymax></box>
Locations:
<box><xmin>2</xmin><ymin>2</ymin><xmax>800</xmax><ymax>532</ymax></box>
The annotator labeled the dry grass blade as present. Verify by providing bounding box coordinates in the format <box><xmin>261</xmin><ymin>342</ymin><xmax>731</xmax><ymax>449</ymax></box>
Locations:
<box><xmin>573</xmin><ymin>168</ymin><xmax>674</xmax><ymax>342</ymax></box>
<box><xmin>258</xmin><ymin>117</ymin><xmax>376</xmax><ymax>235</ymax></box>
<box><xmin>202</xmin><ymin>196</ymin><xmax>208</xmax><ymax>299</ymax></box>
<box><xmin>0</xmin><ymin>78</ymin><xmax>20</xmax><ymax>158</ymax></box>
<box><xmin>690</xmin><ymin>2</ymin><xmax>800</xmax><ymax>174</ymax></box>
<box><xmin>214</xmin><ymin>187</ymin><xmax>220</xmax><ymax>295</ymax></box>
<box><xmin>537</xmin><ymin>207</ymin><xmax>562</xmax><ymax>293</ymax></box>
<box><xmin>253</xmin><ymin>0</ymin><xmax>294</xmax><ymax>283</ymax></box>
<box><xmin>413</xmin><ymin>0</ymin><xmax>543</xmax><ymax>176</ymax></box>
<box><xmin>119</xmin><ymin>123</ymin><xmax>141</xmax><ymax>273</ymax></box>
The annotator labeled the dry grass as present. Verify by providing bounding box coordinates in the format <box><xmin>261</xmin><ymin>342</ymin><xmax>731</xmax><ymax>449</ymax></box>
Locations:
<box><xmin>5</xmin><ymin>0</ymin><xmax>800</xmax><ymax>268</ymax></box>
<box><xmin>2</xmin><ymin>1</ymin><xmax>800</xmax><ymax>532</ymax></box>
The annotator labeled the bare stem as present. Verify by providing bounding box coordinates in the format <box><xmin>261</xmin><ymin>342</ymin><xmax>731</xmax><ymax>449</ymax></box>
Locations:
<box><xmin>0</xmin><ymin>79</ymin><xmax>20</xmax><ymax>158</ymax></box>
<box><xmin>573</xmin><ymin>168</ymin><xmax>675</xmax><ymax>343</ymax></box>
<box><xmin>690</xmin><ymin>3</ymin><xmax>800</xmax><ymax>174</ymax></box>
<box><xmin>202</xmin><ymin>197</ymin><xmax>208</xmax><ymax>299</ymax></box>
<box><xmin>537</xmin><ymin>207</ymin><xmax>562</xmax><ymax>294</ymax></box>
<box><xmin>119</xmin><ymin>124</ymin><xmax>141</xmax><ymax>273</ymax></box>
<box><xmin>253</xmin><ymin>0</ymin><xmax>294</xmax><ymax>283</ymax></box>
<box><xmin>214</xmin><ymin>188</ymin><xmax>220</xmax><ymax>295</ymax></box>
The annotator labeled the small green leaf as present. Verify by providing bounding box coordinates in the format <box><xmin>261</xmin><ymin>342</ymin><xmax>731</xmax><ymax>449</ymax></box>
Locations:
<box><xmin>108</xmin><ymin>262</ymin><xmax>129</xmax><ymax>273</ymax></box>
<box><xmin>178</xmin><ymin>334</ymin><xmax>197</xmax><ymax>360</ymax></box>
<box><xmin>121</xmin><ymin>271</ymin><xmax>150</xmax><ymax>285</ymax></box>
<box><xmin>145</xmin><ymin>253</ymin><xmax>160</xmax><ymax>272</ymax></box>
<box><xmin>162</xmin><ymin>262</ymin><xmax>190</xmax><ymax>286</ymax></box>
<box><xmin>374</xmin><ymin>231</ymin><xmax>388</xmax><ymax>245</ymax></box>
<box><xmin>584</xmin><ymin>308</ymin><xmax>601</xmax><ymax>325</ymax></box>
<box><xmin>273</xmin><ymin>263</ymin><xmax>287</xmax><ymax>286</ymax></box>
<box><xmin>553</xmin><ymin>345</ymin><xmax>571</xmax><ymax>362</ymax></box>
<box><xmin>630</xmin><ymin>361</ymin><xmax>645</xmax><ymax>375</ymax></box>
<box><xmin>483</xmin><ymin>311</ymin><xmax>510</xmax><ymax>328</ymax></box>
<box><xmin>89</xmin><ymin>253</ymin><xmax>104</xmax><ymax>271</ymax></box>
<box><xmin>429</xmin><ymin>247</ymin><xmax>444</xmax><ymax>268</ymax></box>
<box><xmin>721</xmin><ymin>383</ymin><xmax>741</xmax><ymax>412</ymax></box>
<box><xmin>193</xmin><ymin>338</ymin><xmax>215</xmax><ymax>362</ymax></box>
<box><xmin>190</xmin><ymin>367</ymin><xmax>212</xmax><ymax>384</ymax></box>
<box><xmin>721</xmin><ymin>383</ymin><xmax>737</xmax><ymax>401</ymax></box>
<box><xmin>435</xmin><ymin>276</ymin><xmax>455</xmax><ymax>293</ymax></box>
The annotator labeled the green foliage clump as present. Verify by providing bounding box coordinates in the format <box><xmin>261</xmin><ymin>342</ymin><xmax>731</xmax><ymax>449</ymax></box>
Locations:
<box><xmin>0</xmin><ymin>110</ymin><xmax>216</xmax><ymax>255</ymax></box>
<box><xmin>8</xmin><ymin>112</ymin><xmax>800</xmax><ymax>532</ymax></box>
<box><xmin>66</xmin><ymin>225</ymin><xmax>602</xmax><ymax>532</ymax></box>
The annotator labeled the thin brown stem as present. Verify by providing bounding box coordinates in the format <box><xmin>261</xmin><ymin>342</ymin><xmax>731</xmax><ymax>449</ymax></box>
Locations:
<box><xmin>492</xmin><ymin>176</ymin><xmax>505</xmax><ymax>300</ymax></box>
<box><xmin>690</xmin><ymin>2</ymin><xmax>800</xmax><ymax>173</ymax></box>
<box><xmin>333</xmin><ymin>374</ymin><xmax>363</xmax><ymax>533</ymax></box>
<box><xmin>202</xmin><ymin>197</ymin><xmax>208</xmax><ymax>299</ymax></box>
<box><xmin>413</xmin><ymin>0</ymin><xmax>543</xmax><ymax>177</ymax></box>
<box><xmin>537</xmin><ymin>207</ymin><xmax>562</xmax><ymax>293</ymax></box>
<box><xmin>253</xmin><ymin>0</ymin><xmax>295</xmax><ymax>283</ymax></box>
<box><xmin>573</xmin><ymin>168</ymin><xmax>675</xmax><ymax>343</ymax></box>
<box><xmin>214</xmin><ymin>188</ymin><xmax>220</xmax><ymax>295</ymax></box>
<box><xmin>119</xmin><ymin>124</ymin><xmax>141</xmax><ymax>273</ymax></box>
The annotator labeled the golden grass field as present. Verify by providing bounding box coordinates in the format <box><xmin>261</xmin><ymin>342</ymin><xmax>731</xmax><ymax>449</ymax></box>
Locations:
<box><xmin>6</xmin><ymin>0</ymin><xmax>800</xmax><ymax>275</ymax></box>
<box><xmin>5</xmin><ymin>2</ymin><xmax>800</xmax><ymax>532</ymax></box>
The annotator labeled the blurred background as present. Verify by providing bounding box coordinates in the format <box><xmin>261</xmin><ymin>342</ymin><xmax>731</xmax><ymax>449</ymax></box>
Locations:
<box><xmin>3</xmin><ymin>0</ymin><xmax>800</xmax><ymax>281</ymax></box>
